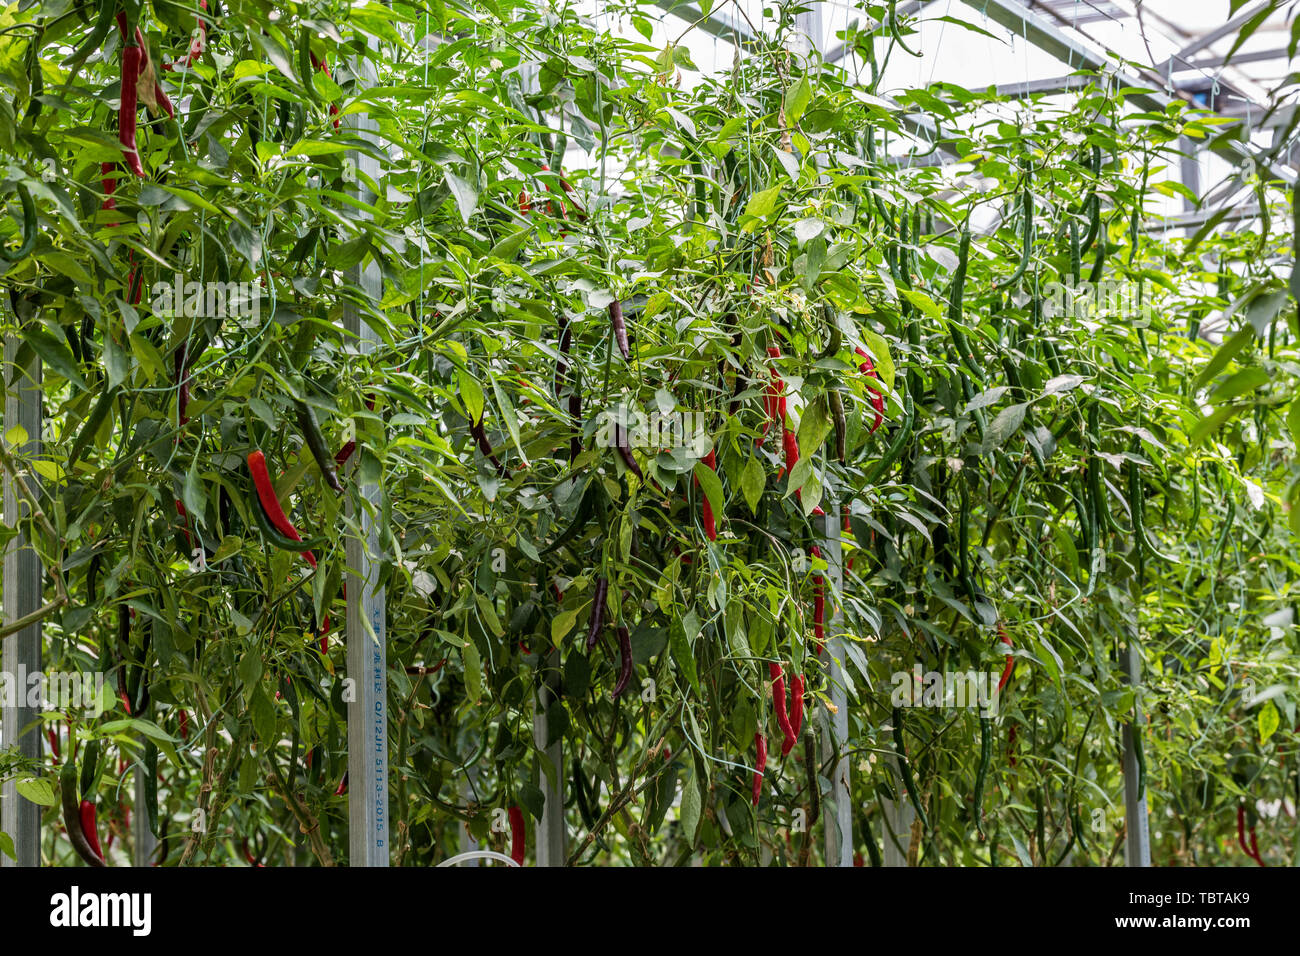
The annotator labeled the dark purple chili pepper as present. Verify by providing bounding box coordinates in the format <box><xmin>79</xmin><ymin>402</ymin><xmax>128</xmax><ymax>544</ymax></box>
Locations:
<box><xmin>612</xmin><ymin>625</ymin><xmax>633</xmax><ymax>697</ymax></box>
<box><xmin>609</xmin><ymin>299</ymin><xmax>630</xmax><ymax>360</ymax></box>
<box><xmin>614</xmin><ymin>425</ymin><xmax>641</xmax><ymax>479</ymax></box>
<box><xmin>469</xmin><ymin>416</ymin><xmax>507</xmax><ymax>476</ymax></box>
<box><xmin>587</xmin><ymin>577</ymin><xmax>608</xmax><ymax>650</ymax></box>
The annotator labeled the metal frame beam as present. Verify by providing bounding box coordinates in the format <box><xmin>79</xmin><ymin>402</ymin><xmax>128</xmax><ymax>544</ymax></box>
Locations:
<box><xmin>654</xmin><ymin>0</ymin><xmax>755</xmax><ymax>45</ymax></box>
<box><xmin>957</xmin><ymin>0</ymin><xmax>1293</xmax><ymax>186</ymax></box>
<box><xmin>1167</xmin><ymin>1</ymin><xmax>1272</xmax><ymax>65</ymax></box>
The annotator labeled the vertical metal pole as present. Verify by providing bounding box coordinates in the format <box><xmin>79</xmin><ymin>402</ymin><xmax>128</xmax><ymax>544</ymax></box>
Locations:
<box><xmin>133</xmin><ymin>768</ymin><xmax>156</xmax><ymax>866</ymax></box>
<box><xmin>343</xmin><ymin>47</ymin><xmax>389</xmax><ymax>868</ymax></box>
<box><xmin>820</xmin><ymin>512</ymin><xmax>852</xmax><ymax>866</ymax></box>
<box><xmin>533</xmin><ymin>650</ymin><xmax>566</xmax><ymax>866</ymax></box>
<box><xmin>1121</xmin><ymin>643</ymin><xmax>1150</xmax><ymax>866</ymax></box>
<box><xmin>2</xmin><ymin>336</ymin><xmax>42</xmax><ymax>868</ymax></box>
<box><xmin>880</xmin><ymin>784</ymin><xmax>916</xmax><ymax>866</ymax></box>
<box><xmin>514</xmin><ymin>50</ymin><xmax>566</xmax><ymax>868</ymax></box>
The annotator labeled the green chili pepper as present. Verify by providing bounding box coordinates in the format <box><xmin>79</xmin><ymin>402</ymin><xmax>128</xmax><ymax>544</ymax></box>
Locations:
<box><xmin>947</xmin><ymin>228</ymin><xmax>984</xmax><ymax>383</ymax></box>
<box><xmin>295</xmin><ymin>399</ymin><xmax>343</xmax><ymax>494</ymax></box>
<box><xmin>0</xmin><ymin>185</ymin><xmax>37</xmax><ymax>263</ymax></box>
<box><xmin>863</xmin><ymin>394</ymin><xmax>914</xmax><ymax>486</ymax></box>
<box><xmin>62</xmin><ymin>0</ymin><xmax>117</xmax><ymax>67</ymax></box>
<box><xmin>891</xmin><ymin>706</ymin><xmax>929</xmax><ymax>831</ymax></box>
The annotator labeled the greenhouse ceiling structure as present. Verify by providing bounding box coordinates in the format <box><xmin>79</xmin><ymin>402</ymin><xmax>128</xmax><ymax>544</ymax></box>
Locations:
<box><xmin>0</xmin><ymin>0</ymin><xmax>1298</xmax><ymax>904</ymax></box>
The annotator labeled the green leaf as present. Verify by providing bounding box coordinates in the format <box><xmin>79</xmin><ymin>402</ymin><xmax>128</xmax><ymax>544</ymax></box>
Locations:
<box><xmin>671</xmin><ymin>614</ymin><xmax>700</xmax><ymax>694</ymax></box>
<box><xmin>1258</xmin><ymin>699</ymin><xmax>1280</xmax><ymax>744</ymax></box>
<box><xmin>741</xmin><ymin>455</ymin><xmax>766</xmax><ymax>515</ymax></box>
<box><xmin>489</xmin><ymin>374</ymin><xmax>527</xmax><ymax>464</ymax></box>
<box><xmin>551</xmin><ymin>606</ymin><xmax>579</xmax><ymax>643</ymax></box>
<box><xmin>490</xmin><ymin>224</ymin><xmax>531</xmax><ymax>260</ymax></box>
<box><xmin>1189</xmin><ymin>405</ymin><xmax>1240</xmax><ymax>446</ymax></box>
<box><xmin>182</xmin><ymin>462</ymin><xmax>204</xmax><ymax>523</ymax></box>
<box><xmin>1193</xmin><ymin>325</ymin><xmax>1254</xmax><ymax>392</ymax></box>
<box><xmin>15</xmin><ymin>777</ymin><xmax>56</xmax><ymax>807</ymax></box>
<box><xmin>680</xmin><ymin>768</ymin><xmax>702</xmax><ymax>845</ymax></box>
<box><xmin>22</xmin><ymin>326</ymin><xmax>85</xmax><ymax>388</ymax></box>
<box><xmin>785</xmin><ymin>75</ymin><xmax>812</xmax><ymax>123</ymax></box>
<box><xmin>694</xmin><ymin>460</ymin><xmax>724</xmax><ymax>521</ymax></box>
<box><xmin>744</xmin><ymin>185</ymin><xmax>782</xmax><ymax>221</ymax></box>
<box><xmin>900</xmin><ymin>288</ymin><xmax>943</xmax><ymax>318</ymax></box>
<box><xmin>1208</xmin><ymin>366</ymin><xmax>1269</xmax><ymax>403</ymax></box>
<box><xmin>983</xmin><ymin>403</ymin><xmax>1027</xmax><ymax>449</ymax></box>
<box><xmin>795</xmin><ymin>396</ymin><xmax>832</xmax><ymax>459</ymax></box>
<box><xmin>445</xmin><ymin>171</ymin><xmax>479</xmax><ymax>224</ymax></box>
<box><xmin>859</xmin><ymin>328</ymin><xmax>895</xmax><ymax>392</ymax></box>
<box><xmin>474</xmin><ymin>593</ymin><xmax>505</xmax><ymax>638</ymax></box>
<box><xmin>248</xmin><ymin>31</ymin><xmax>299</xmax><ymax>84</ymax></box>
<box><xmin>249</xmin><ymin>683</ymin><xmax>278</xmax><ymax>745</ymax></box>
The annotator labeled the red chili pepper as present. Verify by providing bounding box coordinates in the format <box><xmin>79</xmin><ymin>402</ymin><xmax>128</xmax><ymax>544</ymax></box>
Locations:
<box><xmin>780</xmin><ymin>427</ymin><xmax>799</xmax><ymax>482</ymax></box>
<box><xmin>996</xmin><ymin>624</ymin><xmax>1014</xmax><ymax>693</ymax></box>
<box><xmin>242</xmin><ymin>838</ymin><xmax>266</xmax><ymax>867</ymax></box>
<box><xmin>118</xmin><ymin>44</ymin><xmax>146</xmax><ymax>178</ymax></box>
<box><xmin>752</xmin><ymin>732</ymin><xmax>767</xmax><ymax>806</ymax></box>
<box><xmin>789</xmin><ymin>673</ymin><xmax>805</xmax><ymax>742</ymax></box>
<box><xmin>335</xmin><ymin>772</ymin><xmax>348</xmax><ymax>796</ymax></box>
<box><xmin>47</xmin><ymin>726</ymin><xmax>60</xmax><ymax>763</ymax></box>
<box><xmin>178</xmin><ymin>708</ymin><xmax>190</xmax><ymax>742</ymax></box>
<box><xmin>175</xmin><ymin>499</ymin><xmax>194</xmax><ymax>551</ymax></box>
<box><xmin>758</xmin><ymin>345</ymin><xmax>784</xmax><ymax>449</ymax></box>
<box><xmin>508</xmin><ymin>805</ymin><xmax>526</xmax><ymax>865</ymax></box>
<box><xmin>695</xmin><ymin>449</ymin><xmax>718</xmax><ymax>540</ymax></box>
<box><xmin>79</xmin><ymin>799</ymin><xmax>103</xmax><ymax>860</ymax></box>
<box><xmin>246</xmin><ymin>450</ymin><xmax>317</xmax><ymax>569</ymax></box>
<box><xmin>856</xmin><ymin>347</ymin><xmax>885</xmax><ymax>433</ymax></box>
<box><xmin>100</xmin><ymin>162</ymin><xmax>118</xmax><ymax>215</ymax></box>
<box><xmin>163</xmin><ymin>0</ymin><xmax>208</xmax><ymax>71</ymax></box>
<box><xmin>769</xmin><ymin>662</ymin><xmax>795</xmax><ymax>755</ymax></box>
<box><xmin>1007</xmin><ymin>722</ymin><xmax>1018</xmax><ymax>768</ymax></box>
<box><xmin>853</xmin><ymin>851</ymin><xmax>865</xmax><ymax>867</ymax></box>
<box><xmin>1237</xmin><ymin>806</ymin><xmax>1265</xmax><ymax>866</ymax></box>
<box><xmin>115</xmin><ymin>15</ymin><xmax>173</xmax><ymax>120</ymax></box>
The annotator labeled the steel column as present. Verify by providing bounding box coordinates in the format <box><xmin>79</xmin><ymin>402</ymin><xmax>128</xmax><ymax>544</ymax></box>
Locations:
<box><xmin>343</xmin><ymin>48</ymin><xmax>389</xmax><ymax>868</ymax></box>
<box><xmin>2</xmin><ymin>335</ymin><xmax>42</xmax><ymax>868</ymax></box>
<box><xmin>820</xmin><ymin>511</ymin><xmax>851</xmax><ymax>867</ymax></box>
